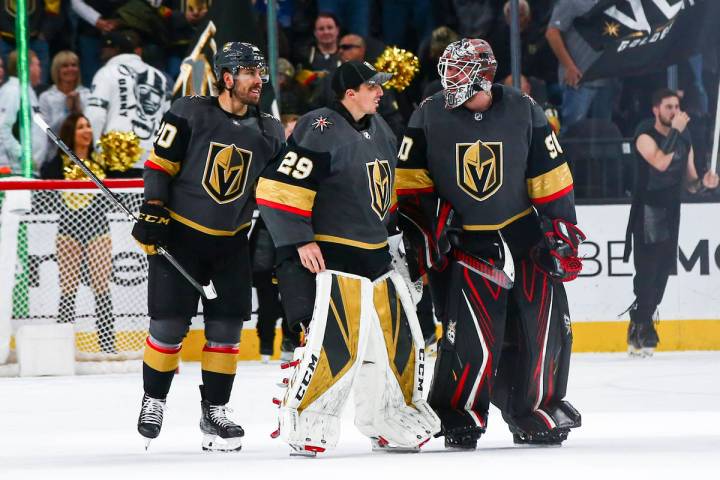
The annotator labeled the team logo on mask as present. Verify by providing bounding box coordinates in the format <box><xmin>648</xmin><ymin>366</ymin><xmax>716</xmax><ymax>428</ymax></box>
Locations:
<box><xmin>366</xmin><ymin>159</ymin><xmax>392</xmax><ymax>220</ymax></box>
<box><xmin>202</xmin><ymin>142</ymin><xmax>253</xmax><ymax>204</ymax></box>
<box><xmin>456</xmin><ymin>141</ymin><xmax>503</xmax><ymax>201</ymax></box>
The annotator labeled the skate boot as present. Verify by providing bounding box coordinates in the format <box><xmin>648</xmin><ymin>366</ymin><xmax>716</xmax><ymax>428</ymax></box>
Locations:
<box><xmin>199</xmin><ymin>386</ymin><xmax>244</xmax><ymax>452</ymax></box>
<box><xmin>137</xmin><ymin>393</ymin><xmax>166</xmax><ymax>449</ymax></box>
<box><xmin>507</xmin><ymin>401</ymin><xmax>580</xmax><ymax>446</ymax></box>
<box><xmin>636</xmin><ymin>322</ymin><xmax>659</xmax><ymax>357</ymax></box>
<box><xmin>443</xmin><ymin>425</ymin><xmax>484</xmax><ymax>450</ymax></box>
<box><xmin>280</xmin><ymin>337</ymin><xmax>298</xmax><ymax>362</ymax></box>
<box><xmin>627</xmin><ymin>321</ymin><xmax>643</xmax><ymax>356</ymax></box>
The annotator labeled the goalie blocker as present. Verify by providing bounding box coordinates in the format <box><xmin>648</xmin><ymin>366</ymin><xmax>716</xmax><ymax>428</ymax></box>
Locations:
<box><xmin>276</xmin><ymin>270</ymin><xmax>440</xmax><ymax>455</ymax></box>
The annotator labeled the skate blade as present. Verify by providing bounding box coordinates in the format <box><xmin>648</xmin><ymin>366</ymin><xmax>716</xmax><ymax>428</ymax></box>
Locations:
<box><xmin>627</xmin><ymin>346</ymin><xmax>644</xmax><ymax>357</ymax></box>
<box><xmin>289</xmin><ymin>444</ymin><xmax>324</xmax><ymax>457</ymax></box>
<box><xmin>202</xmin><ymin>434</ymin><xmax>242</xmax><ymax>452</ymax></box>
<box><xmin>641</xmin><ymin>347</ymin><xmax>655</xmax><ymax>357</ymax></box>
<box><xmin>370</xmin><ymin>438</ymin><xmax>420</xmax><ymax>453</ymax></box>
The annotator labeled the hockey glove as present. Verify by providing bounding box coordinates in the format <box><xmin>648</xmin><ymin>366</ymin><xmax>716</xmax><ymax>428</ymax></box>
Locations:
<box><xmin>531</xmin><ymin>217</ymin><xmax>586</xmax><ymax>282</ymax></box>
<box><xmin>132</xmin><ymin>202</ymin><xmax>170</xmax><ymax>255</ymax></box>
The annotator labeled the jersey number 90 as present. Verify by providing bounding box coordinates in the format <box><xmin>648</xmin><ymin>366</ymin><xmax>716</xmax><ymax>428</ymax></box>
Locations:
<box><xmin>278</xmin><ymin>151</ymin><xmax>313</xmax><ymax>179</ymax></box>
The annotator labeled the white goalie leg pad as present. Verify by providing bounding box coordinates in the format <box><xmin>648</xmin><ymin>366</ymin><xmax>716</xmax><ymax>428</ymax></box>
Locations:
<box><xmin>279</xmin><ymin>270</ymin><xmax>371</xmax><ymax>452</ymax></box>
<box><xmin>353</xmin><ymin>271</ymin><xmax>441</xmax><ymax>449</ymax></box>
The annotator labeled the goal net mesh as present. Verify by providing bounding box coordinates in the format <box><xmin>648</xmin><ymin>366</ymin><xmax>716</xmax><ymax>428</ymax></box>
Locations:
<box><xmin>0</xmin><ymin>180</ymin><xmax>148</xmax><ymax>362</ymax></box>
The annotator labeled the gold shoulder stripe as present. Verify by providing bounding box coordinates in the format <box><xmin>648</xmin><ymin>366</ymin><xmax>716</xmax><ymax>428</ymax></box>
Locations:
<box><xmin>167</xmin><ymin>209</ymin><xmax>251</xmax><ymax>236</ymax></box>
<box><xmin>314</xmin><ymin>234</ymin><xmax>388</xmax><ymax>250</ymax></box>
<box><xmin>527</xmin><ymin>163</ymin><xmax>573</xmax><ymax>200</ymax></box>
<box><xmin>395</xmin><ymin>168</ymin><xmax>434</xmax><ymax>191</ymax></box>
<box><xmin>462</xmin><ymin>207</ymin><xmax>533</xmax><ymax>231</ymax></box>
<box><xmin>146</xmin><ymin>151</ymin><xmax>181</xmax><ymax>176</ymax></box>
<box><xmin>256</xmin><ymin>178</ymin><xmax>316</xmax><ymax>212</ymax></box>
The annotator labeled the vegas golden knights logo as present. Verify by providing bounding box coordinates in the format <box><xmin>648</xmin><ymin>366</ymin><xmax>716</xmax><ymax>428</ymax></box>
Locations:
<box><xmin>366</xmin><ymin>159</ymin><xmax>392</xmax><ymax>220</ymax></box>
<box><xmin>456</xmin><ymin>141</ymin><xmax>503</xmax><ymax>201</ymax></box>
<box><xmin>202</xmin><ymin>142</ymin><xmax>253</xmax><ymax>204</ymax></box>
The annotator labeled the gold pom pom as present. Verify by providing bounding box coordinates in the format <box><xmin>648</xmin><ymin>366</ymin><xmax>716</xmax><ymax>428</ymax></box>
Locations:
<box><xmin>62</xmin><ymin>153</ymin><xmax>107</xmax><ymax>180</ymax></box>
<box><xmin>373</xmin><ymin>46</ymin><xmax>420</xmax><ymax>92</ymax></box>
<box><xmin>98</xmin><ymin>131</ymin><xmax>144</xmax><ymax>172</ymax></box>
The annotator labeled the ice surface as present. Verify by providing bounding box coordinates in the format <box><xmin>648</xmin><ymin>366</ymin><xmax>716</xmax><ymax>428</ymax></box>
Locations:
<box><xmin>1</xmin><ymin>352</ymin><xmax>718</xmax><ymax>479</ymax></box>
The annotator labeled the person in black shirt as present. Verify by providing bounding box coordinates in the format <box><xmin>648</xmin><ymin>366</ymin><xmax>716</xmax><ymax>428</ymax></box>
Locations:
<box><xmin>623</xmin><ymin>88</ymin><xmax>718</xmax><ymax>356</ymax></box>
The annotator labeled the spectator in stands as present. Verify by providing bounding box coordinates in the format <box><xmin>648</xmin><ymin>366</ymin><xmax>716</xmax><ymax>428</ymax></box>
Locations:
<box><xmin>490</xmin><ymin>1</ymin><xmax>557</xmax><ymax>92</ymax></box>
<box><xmin>86</xmin><ymin>30</ymin><xmax>169</xmax><ymax>171</ymax></box>
<box><xmin>0</xmin><ymin>0</ymin><xmax>61</xmax><ymax>85</ymax></box>
<box><xmin>623</xmin><ymin>88</ymin><xmax>719</xmax><ymax>357</ymax></box>
<box><xmin>546</xmin><ymin>0</ymin><xmax>620</xmax><ymax>135</ymax></box>
<box><xmin>0</xmin><ymin>50</ymin><xmax>47</xmax><ymax>175</ymax></box>
<box><xmin>317</xmin><ymin>0</ymin><xmax>369</xmax><ymax>38</ymax></box>
<box><xmin>161</xmin><ymin>0</ymin><xmax>209</xmax><ymax>78</ymax></box>
<box><xmin>39</xmin><ymin>51</ymin><xmax>91</xmax><ymax>161</ymax></box>
<box><xmin>39</xmin><ymin>112</ymin><xmax>116</xmax><ymax>354</ymax></box>
<box><xmin>435</xmin><ymin>0</ymin><xmax>498</xmax><ymax>39</ymax></box>
<box><xmin>277</xmin><ymin>57</ymin><xmax>309</xmax><ymax>115</ymax></box>
<box><xmin>381</xmin><ymin>0</ymin><xmax>434</xmax><ymax>51</ymax></box>
<box><xmin>71</xmin><ymin>0</ymin><xmax>126</xmax><ymax>87</ymax></box>
<box><xmin>419</xmin><ymin>26</ymin><xmax>459</xmax><ymax>99</ymax></box>
<box><xmin>294</xmin><ymin>11</ymin><xmax>341</xmax><ymax>87</ymax></box>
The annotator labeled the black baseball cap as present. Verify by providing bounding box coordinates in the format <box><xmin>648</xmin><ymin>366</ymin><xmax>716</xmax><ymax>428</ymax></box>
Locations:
<box><xmin>103</xmin><ymin>30</ymin><xmax>140</xmax><ymax>53</ymax></box>
<box><xmin>331</xmin><ymin>61</ymin><xmax>393</xmax><ymax>95</ymax></box>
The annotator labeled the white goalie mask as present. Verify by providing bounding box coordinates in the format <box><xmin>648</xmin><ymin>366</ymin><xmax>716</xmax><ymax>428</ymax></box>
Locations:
<box><xmin>437</xmin><ymin>38</ymin><xmax>497</xmax><ymax>109</ymax></box>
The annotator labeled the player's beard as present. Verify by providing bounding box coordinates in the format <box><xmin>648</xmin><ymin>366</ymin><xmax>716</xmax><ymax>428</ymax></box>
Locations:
<box><xmin>233</xmin><ymin>82</ymin><xmax>262</xmax><ymax>106</ymax></box>
<box><xmin>659</xmin><ymin>112</ymin><xmax>673</xmax><ymax>128</ymax></box>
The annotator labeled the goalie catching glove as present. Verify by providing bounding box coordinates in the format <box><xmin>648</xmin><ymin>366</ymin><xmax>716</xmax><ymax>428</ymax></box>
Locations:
<box><xmin>132</xmin><ymin>202</ymin><xmax>170</xmax><ymax>255</ymax></box>
<box><xmin>531</xmin><ymin>217</ymin><xmax>586</xmax><ymax>282</ymax></box>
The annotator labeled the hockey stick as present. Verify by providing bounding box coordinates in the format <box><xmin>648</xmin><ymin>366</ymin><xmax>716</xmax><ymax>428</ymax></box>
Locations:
<box><xmin>710</xmin><ymin>77</ymin><xmax>720</xmax><ymax>173</ymax></box>
<box><xmin>452</xmin><ymin>231</ymin><xmax>515</xmax><ymax>290</ymax></box>
<box><xmin>33</xmin><ymin>114</ymin><xmax>218</xmax><ymax>300</ymax></box>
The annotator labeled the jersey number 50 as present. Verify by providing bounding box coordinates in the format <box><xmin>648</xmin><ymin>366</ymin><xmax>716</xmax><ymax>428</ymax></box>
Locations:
<box><xmin>278</xmin><ymin>151</ymin><xmax>313</xmax><ymax>179</ymax></box>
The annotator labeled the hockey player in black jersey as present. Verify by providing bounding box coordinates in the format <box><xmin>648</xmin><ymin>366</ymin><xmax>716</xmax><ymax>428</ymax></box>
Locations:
<box><xmin>257</xmin><ymin>61</ymin><xmax>440</xmax><ymax>456</ymax></box>
<box><xmin>130</xmin><ymin>42</ymin><xmax>285</xmax><ymax>451</ymax></box>
<box><xmin>396</xmin><ymin>39</ymin><xmax>584</xmax><ymax>449</ymax></box>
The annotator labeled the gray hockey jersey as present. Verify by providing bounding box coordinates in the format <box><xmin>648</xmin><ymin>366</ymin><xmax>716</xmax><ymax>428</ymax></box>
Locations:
<box><xmin>397</xmin><ymin>86</ymin><xmax>576</xmax><ymax>232</ymax></box>
<box><xmin>257</xmin><ymin>105</ymin><xmax>397</xmax><ymax>251</ymax></box>
<box><xmin>144</xmin><ymin>95</ymin><xmax>285</xmax><ymax>235</ymax></box>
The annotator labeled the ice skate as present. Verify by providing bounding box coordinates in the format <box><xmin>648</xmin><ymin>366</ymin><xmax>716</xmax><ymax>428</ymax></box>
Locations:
<box><xmin>512</xmin><ymin>428</ymin><xmax>569</xmax><ymax>446</ymax></box>
<box><xmin>137</xmin><ymin>393</ymin><xmax>166</xmax><ymax>450</ymax></box>
<box><xmin>627</xmin><ymin>322</ymin><xmax>643</xmax><ymax>356</ymax></box>
<box><xmin>280</xmin><ymin>337</ymin><xmax>298</xmax><ymax>362</ymax></box>
<box><xmin>289</xmin><ymin>444</ymin><xmax>325</xmax><ymax>457</ymax></box>
<box><xmin>370</xmin><ymin>436</ymin><xmax>422</xmax><ymax>453</ymax></box>
<box><xmin>199</xmin><ymin>387</ymin><xmax>244</xmax><ymax>452</ymax></box>
<box><xmin>443</xmin><ymin>426</ymin><xmax>483</xmax><ymax>450</ymax></box>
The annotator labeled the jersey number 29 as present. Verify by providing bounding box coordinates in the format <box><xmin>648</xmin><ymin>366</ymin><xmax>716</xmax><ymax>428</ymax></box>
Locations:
<box><xmin>278</xmin><ymin>151</ymin><xmax>313</xmax><ymax>179</ymax></box>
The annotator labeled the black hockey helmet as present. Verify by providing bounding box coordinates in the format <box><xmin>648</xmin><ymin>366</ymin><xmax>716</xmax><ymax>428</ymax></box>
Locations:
<box><xmin>213</xmin><ymin>42</ymin><xmax>269</xmax><ymax>83</ymax></box>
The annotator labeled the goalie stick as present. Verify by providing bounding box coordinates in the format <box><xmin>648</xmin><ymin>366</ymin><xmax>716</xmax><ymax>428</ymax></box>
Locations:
<box><xmin>33</xmin><ymin>114</ymin><xmax>218</xmax><ymax>300</ymax></box>
<box><xmin>452</xmin><ymin>231</ymin><xmax>515</xmax><ymax>290</ymax></box>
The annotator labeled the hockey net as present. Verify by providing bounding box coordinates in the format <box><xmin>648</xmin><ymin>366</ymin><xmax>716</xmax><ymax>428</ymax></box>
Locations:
<box><xmin>0</xmin><ymin>179</ymin><xmax>149</xmax><ymax>372</ymax></box>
